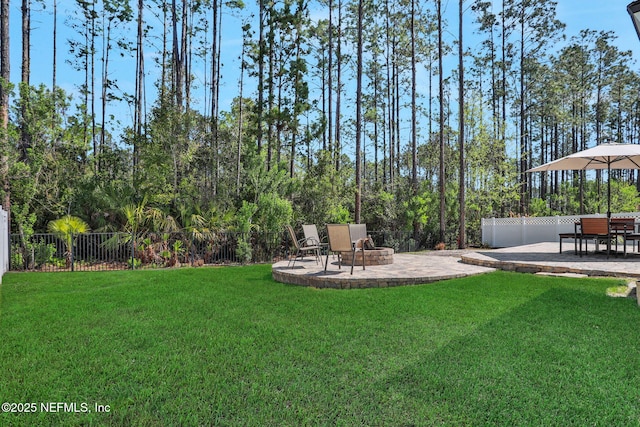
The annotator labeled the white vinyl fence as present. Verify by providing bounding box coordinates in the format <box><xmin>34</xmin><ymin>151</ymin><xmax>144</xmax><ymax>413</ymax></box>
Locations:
<box><xmin>0</xmin><ymin>206</ymin><xmax>8</xmax><ymax>283</ymax></box>
<box><xmin>481</xmin><ymin>212</ymin><xmax>640</xmax><ymax>248</ymax></box>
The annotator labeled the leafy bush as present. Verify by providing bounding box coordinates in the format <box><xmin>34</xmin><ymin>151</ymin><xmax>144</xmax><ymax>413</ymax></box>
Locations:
<box><xmin>236</xmin><ymin>239</ymin><xmax>252</xmax><ymax>264</ymax></box>
<box><xmin>127</xmin><ymin>257</ymin><xmax>142</xmax><ymax>269</ymax></box>
<box><xmin>33</xmin><ymin>241</ymin><xmax>57</xmax><ymax>267</ymax></box>
<box><xmin>327</xmin><ymin>204</ymin><xmax>351</xmax><ymax>224</ymax></box>
<box><xmin>47</xmin><ymin>215</ymin><xmax>90</xmax><ymax>267</ymax></box>
<box><xmin>255</xmin><ymin>193</ymin><xmax>293</xmax><ymax>234</ymax></box>
<box><xmin>10</xmin><ymin>245</ymin><xmax>24</xmax><ymax>271</ymax></box>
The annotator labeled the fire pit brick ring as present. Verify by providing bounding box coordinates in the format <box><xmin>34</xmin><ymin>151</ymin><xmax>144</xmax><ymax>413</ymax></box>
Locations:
<box><xmin>340</xmin><ymin>247</ymin><xmax>395</xmax><ymax>266</ymax></box>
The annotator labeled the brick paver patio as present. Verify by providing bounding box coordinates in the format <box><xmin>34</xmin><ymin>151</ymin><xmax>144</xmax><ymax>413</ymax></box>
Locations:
<box><xmin>272</xmin><ymin>242</ymin><xmax>640</xmax><ymax>288</ymax></box>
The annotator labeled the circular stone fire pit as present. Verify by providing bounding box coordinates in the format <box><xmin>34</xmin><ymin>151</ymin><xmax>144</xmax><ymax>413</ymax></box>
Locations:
<box><xmin>340</xmin><ymin>247</ymin><xmax>394</xmax><ymax>266</ymax></box>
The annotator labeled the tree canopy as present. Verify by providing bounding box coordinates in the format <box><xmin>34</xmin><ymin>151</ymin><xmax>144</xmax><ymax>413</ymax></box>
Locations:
<box><xmin>1</xmin><ymin>0</ymin><xmax>639</xmax><ymax>250</ymax></box>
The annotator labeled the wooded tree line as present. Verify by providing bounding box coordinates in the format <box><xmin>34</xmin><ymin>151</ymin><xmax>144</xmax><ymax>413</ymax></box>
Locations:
<box><xmin>1</xmin><ymin>0</ymin><xmax>640</xmax><ymax>250</ymax></box>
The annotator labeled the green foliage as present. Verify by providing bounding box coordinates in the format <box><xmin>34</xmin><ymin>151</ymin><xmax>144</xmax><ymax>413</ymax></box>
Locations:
<box><xmin>9</xmin><ymin>84</ymin><xmax>82</xmax><ymax>233</ymax></box>
<box><xmin>9</xmin><ymin>160</ymin><xmax>39</xmax><ymax>262</ymax></box>
<box><xmin>236</xmin><ymin>201</ymin><xmax>258</xmax><ymax>233</ymax></box>
<box><xmin>543</xmin><ymin>179</ymin><xmax>640</xmax><ymax>217</ymax></box>
<box><xmin>122</xmin><ymin>200</ymin><xmax>177</xmax><ymax>234</ymax></box>
<box><xmin>327</xmin><ymin>205</ymin><xmax>351</xmax><ymax>224</ymax></box>
<box><xmin>3</xmin><ymin>0</ymin><xmax>640</xmax><ymax>255</ymax></box>
<box><xmin>293</xmin><ymin>150</ymin><xmax>353</xmax><ymax>225</ymax></box>
<box><xmin>47</xmin><ymin>215</ymin><xmax>90</xmax><ymax>266</ymax></box>
<box><xmin>362</xmin><ymin>189</ymin><xmax>397</xmax><ymax>231</ymax></box>
<box><xmin>9</xmin><ymin>244</ymin><xmax>24</xmax><ymax>271</ymax></box>
<box><xmin>403</xmin><ymin>191</ymin><xmax>433</xmax><ymax>232</ymax></box>
<box><xmin>172</xmin><ymin>240</ymin><xmax>185</xmax><ymax>256</ymax></box>
<box><xmin>235</xmin><ymin>201</ymin><xmax>258</xmax><ymax>263</ymax></box>
<box><xmin>127</xmin><ymin>257</ymin><xmax>142</xmax><ymax>269</ymax></box>
<box><xmin>529</xmin><ymin>198</ymin><xmax>550</xmax><ymax>217</ymax></box>
<box><xmin>10</xmin><ymin>162</ymin><xmax>37</xmax><ymax>226</ymax></box>
<box><xmin>236</xmin><ymin>239</ymin><xmax>253</xmax><ymax>264</ymax></box>
<box><xmin>464</xmin><ymin>155</ymin><xmax>521</xmax><ymax>243</ymax></box>
<box><xmin>548</xmin><ymin>181</ymin><xmax>581</xmax><ymax>215</ymax></box>
<box><xmin>33</xmin><ymin>241</ymin><xmax>57</xmax><ymax>267</ymax></box>
<box><xmin>7</xmin><ymin>51</ymin><xmax>640</xmax><ymax>251</ymax></box>
<box><xmin>255</xmin><ymin>194</ymin><xmax>293</xmax><ymax>234</ymax></box>
<box><xmin>243</xmin><ymin>153</ymin><xmax>292</xmax><ymax>204</ymax></box>
<box><xmin>609</xmin><ymin>180</ymin><xmax>640</xmax><ymax>213</ymax></box>
<box><xmin>48</xmin><ymin>215</ymin><xmax>90</xmax><ymax>239</ymax></box>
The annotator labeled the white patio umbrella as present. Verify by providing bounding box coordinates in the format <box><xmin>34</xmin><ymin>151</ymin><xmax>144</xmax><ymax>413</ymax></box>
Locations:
<box><xmin>527</xmin><ymin>143</ymin><xmax>640</xmax><ymax>217</ymax></box>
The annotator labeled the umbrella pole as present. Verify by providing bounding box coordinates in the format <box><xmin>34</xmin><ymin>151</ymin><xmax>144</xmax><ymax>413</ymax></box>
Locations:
<box><xmin>607</xmin><ymin>162</ymin><xmax>611</xmax><ymax>218</ymax></box>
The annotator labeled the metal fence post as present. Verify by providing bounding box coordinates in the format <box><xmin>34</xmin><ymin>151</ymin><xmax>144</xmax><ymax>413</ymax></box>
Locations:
<box><xmin>190</xmin><ymin>232</ymin><xmax>195</xmax><ymax>266</ymax></box>
<box><xmin>131</xmin><ymin>232</ymin><xmax>135</xmax><ymax>270</ymax></box>
<box><xmin>0</xmin><ymin>207</ymin><xmax>7</xmax><ymax>282</ymax></box>
<box><xmin>70</xmin><ymin>233</ymin><xmax>75</xmax><ymax>272</ymax></box>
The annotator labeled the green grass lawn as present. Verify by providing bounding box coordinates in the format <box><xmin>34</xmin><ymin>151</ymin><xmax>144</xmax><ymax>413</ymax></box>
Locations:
<box><xmin>1</xmin><ymin>266</ymin><xmax>640</xmax><ymax>426</ymax></box>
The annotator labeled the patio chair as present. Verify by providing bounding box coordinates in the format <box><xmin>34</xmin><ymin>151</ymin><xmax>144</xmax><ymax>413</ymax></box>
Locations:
<box><xmin>558</xmin><ymin>222</ymin><xmax>579</xmax><ymax>254</ymax></box>
<box><xmin>610</xmin><ymin>218</ymin><xmax>636</xmax><ymax>256</ymax></box>
<box><xmin>286</xmin><ymin>225</ymin><xmax>322</xmax><ymax>268</ymax></box>
<box><xmin>578</xmin><ymin>217</ymin><xmax>611</xmax><ymax>258</ymax></box>
<box><xmin>302</xmin><ymin>224</ymin><xmax>328</xmax><ymax>253</ymax></box>
<box><xmin>348</xmin><ymin>223</ymin><xmax>374</xmax><ymax>265</ymax></box>
<box><xmin>325</xmin><ymin>224</ymin><xmax>365</xmax><ymax>275</ymax></box>
<box><xmin>349</xmin><ymin>224</ymin><xmax>367</xmax><ymax>247</ymax></box>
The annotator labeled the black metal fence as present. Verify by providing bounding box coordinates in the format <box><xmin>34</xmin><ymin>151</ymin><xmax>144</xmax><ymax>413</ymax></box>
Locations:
<box><xmin>9</xmin><ymin>229</ymin><xmax>418</xmax><ymax>272</ymax></box>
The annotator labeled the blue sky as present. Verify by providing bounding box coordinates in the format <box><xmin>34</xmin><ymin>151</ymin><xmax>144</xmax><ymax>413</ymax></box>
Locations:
<box><xmin>554</xmin><ymin>0</ymin><xmax>640</xmax><ymax>60</ymax></box>
<box><xmin>6</xmin><ymin>0</ymin><xmax>640</xmax><ymax>141</ymax></box>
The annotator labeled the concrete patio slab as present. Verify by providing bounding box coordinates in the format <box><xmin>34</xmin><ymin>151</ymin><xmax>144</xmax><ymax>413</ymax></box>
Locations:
<box><xmin>461</xmin><ymin>242</ymin><xmax>640</xmax><ymax>279</ymax></box>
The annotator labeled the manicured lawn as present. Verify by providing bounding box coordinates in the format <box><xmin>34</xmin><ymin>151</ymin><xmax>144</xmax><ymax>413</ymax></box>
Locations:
<box><xmin>1</xmin><ymin>266</ymin><xmax>640</xmax><ymax>426</ymax></box>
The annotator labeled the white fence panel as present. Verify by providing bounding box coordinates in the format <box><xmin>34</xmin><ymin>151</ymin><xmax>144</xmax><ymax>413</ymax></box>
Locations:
<box><xmin>481</xmin><ymin>212</ymin><xmax>640</xmax><ymax>248</ymax></box>
<box><xmin>0</xmin><ymin>206</ymin><xmax>7</xmax><ymax>283</ymax></box>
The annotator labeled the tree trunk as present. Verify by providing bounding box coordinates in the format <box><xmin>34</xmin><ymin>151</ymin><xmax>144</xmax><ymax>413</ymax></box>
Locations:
<box><xmin>354</xmin><ymin>0</ymin><xmax>363</xmax><ymax>224</ymax></box>
<box><xmin>395</xmin><ymin>56</ymin><xmax>400</xmax><ymax>176</ymax></box>
<box><xmin>0</xmin><ymin>0</ymin><xmax>10</xmax><ymax>221</ymax></box>
<box><xmin>52</xmin><ymin>0</ymin><xmax>57</xmax><ymax>91</ymax></box>
<box><xmin>172</xmin><ymin>0</ymin><xmax>183</xmax><ymax>109</ymax></box>
<box><xmin>134</xmin><ymin>0</ymin><xmax>145</xmax><ymax>181</ymax></box>
<box><xmin>519</xmin><ymin>14</ymin><xmax>527</xmax><ymax>214</ymax></box>
<box><xmin>21</xmin><ymin>0</ymin><xmax>29</xmax><ymax>84</ymax></box>
<box><xmin>321</xmin><ymin>45</ymin><xmax>327</xmax><ymax>152</ymax></box>
<box><xmin>373</xmin><ymin>69</ymin><xmax>379</xmax><ymax>184</ymax></box>
<box><xmin>20</xmin><ymin>0</ymin><xmax>31</xmax><ymax>162</ymax></box>
<box><xmin>438</xmin><ymin>0</ymin><xmax>446</xmax><ymax>244</ymax></box>
<box><xmin>458</xmin><ymin>0</ymin><xmax>466</xmax><ymax>249</ymax></box>
<box><xmin>334</xmin><ymin>0</ymin><xmax>342</xmax><ymax>172</ymax></box>
<box><xmin>237</xmin><ymin>33</ymin><xmax>246</xmax><ymax>196</ymax></box>
<box><xmin>327</xmin><ymin>0</ymin><xmax>333</xmax><ymax>155</ymax></box>
<box><xmin>410</xmin><ymin>0</ymin><xmax>417</xmax><ymax>194</ymax></box>
<box><xmin>385</xmin><ymin>0</ymin><xmax>393</xmax><ymax>189</ymax></box>
<box><xmin>210</xmin><ymin>0</ymin><xmax>220</xmax><ymax>195</ymax></box>
<box><xmin>267</xmin><ymin>18</ymin><xmax>274</xmax><ymax>170</ymax></box>
<box><xmin>161</xmin><ymin>1</ymin><xmax>167</xmax><ymax>102</ymax></box>
<box><xmin>257</xmin><ymin>0</ymin><xmax>265</xmax><ymax>152</ymax></box>
<box><xmin>101</xmin><ymin>18</ymin><xmax>112</xmax><ymax>172</ymax></box>
<box><xmin>183</xmin><ymin>0</ymin><xmax>190</xmax><ymax>111</ymax></box>
<box><xmin>90</xmin><ymin>1</ymin><xmax>96</xmax><ymax>170</ymax></box>
<box><xmin>500</xmin><ymin>0</ymin><xmax>507</xmax><ymax>145</ymax></box>
<box><xmin>52</xmin><ymin>0</ymin><xmax>57</xmax><ymax>135</ymax></box>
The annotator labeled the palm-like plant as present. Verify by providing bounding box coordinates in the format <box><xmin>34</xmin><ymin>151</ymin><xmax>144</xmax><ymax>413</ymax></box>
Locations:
<box><xmin>47</xmin><ymin>215</ymin><xmax>90</xmax><ymax>267</ymax></box>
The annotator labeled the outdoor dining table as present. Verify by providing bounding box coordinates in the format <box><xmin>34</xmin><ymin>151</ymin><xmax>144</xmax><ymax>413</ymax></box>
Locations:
<box><xmin>560</xmin><ymin>218</ymin><xmax>640</xmax><ymax>257</ymax></box>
